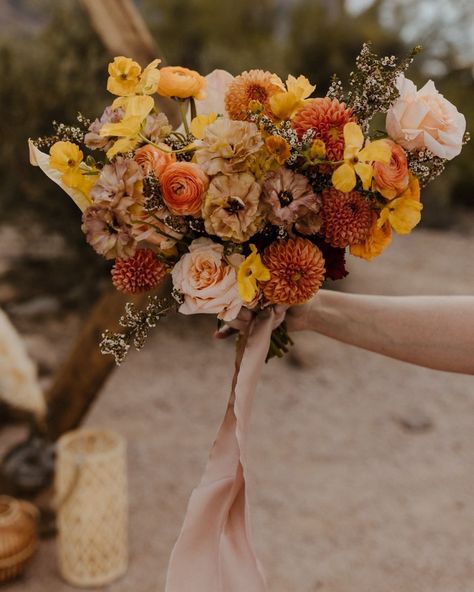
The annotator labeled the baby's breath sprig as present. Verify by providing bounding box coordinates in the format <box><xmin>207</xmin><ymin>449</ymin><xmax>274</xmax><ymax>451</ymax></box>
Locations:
<box><xmin>408</xmin><ymin>149</ymin><xmax>447</xmax><ymax>187</ymax></box>
<box><xmin>34</xmin><ymin>118</ymin><xmax>89</xmax><ymax>151</ymax></box>
<box><xmin>100</xmin><ymin>295</ymin><xmax>176</xmax><ymax>365</ymax></box>
<box><xmin>328</xmin><ymin>43</ymin><xmax>422</xmax><ymax>134</ymax></box>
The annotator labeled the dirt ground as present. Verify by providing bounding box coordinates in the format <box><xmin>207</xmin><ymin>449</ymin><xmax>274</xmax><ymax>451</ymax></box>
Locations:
<box><xmin>2</xmin><ymin>228</ymin><xmax>474</xmax><ymax>592</ymax></box>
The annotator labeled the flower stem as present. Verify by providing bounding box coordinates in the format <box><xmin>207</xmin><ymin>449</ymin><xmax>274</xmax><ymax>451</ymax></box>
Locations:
<box><xmin>178</xmin><ymin>100</ymin><xmax>190</xmax><ymax>135</ymax></box>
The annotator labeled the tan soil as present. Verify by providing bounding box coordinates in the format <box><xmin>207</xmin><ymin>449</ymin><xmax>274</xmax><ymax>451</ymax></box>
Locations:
<box><xmin>2</xmin><ymin>228</ymin><xmax>474</xmax><ymax>592</ymax></box>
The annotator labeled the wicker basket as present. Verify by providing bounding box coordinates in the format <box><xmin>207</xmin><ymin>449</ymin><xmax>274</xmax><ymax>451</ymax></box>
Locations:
<box><xmin>56</xmin><ymin>429</ymin><xmax>128</xmax><ymax>587</ymax></box>
<box><xmin>0</xmin><ymin>496</ymin><xmax>38</xmax><ymax>582</ymax></box>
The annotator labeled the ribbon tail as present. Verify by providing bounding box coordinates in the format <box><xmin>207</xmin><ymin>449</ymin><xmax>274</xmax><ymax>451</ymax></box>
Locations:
<box><xmin>165</xmin><ymin>311</ymin><xmax>277</xmax><ymax>592</ymax></box>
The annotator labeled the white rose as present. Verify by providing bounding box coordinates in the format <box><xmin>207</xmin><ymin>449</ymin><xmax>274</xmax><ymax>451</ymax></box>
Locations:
<box><xmin>172</xmin><ymin>237</ymin><xmax>243</xmax><ymax>321</ymax></box>
<box><xmin>386</xmin><ymin>74</ymin><xmax>466</xmax><ymax>160</ymax></box>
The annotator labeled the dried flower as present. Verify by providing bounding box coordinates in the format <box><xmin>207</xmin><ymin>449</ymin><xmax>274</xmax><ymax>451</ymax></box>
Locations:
<box><xmin>81</xmin><ymin>203</ymin><xmax>136</xmax><ymax>260</ymax></box>
<box><xmin>90</xmin><ymin>156</ymin><xmax>142</xmax><ymax>207</ymax></box>
<box><xmin>203</xmin><ymin>173</ymin><xmax>263</xmax><ymax>242</ymax></box>
<box><xmin>194</xmin><ymin>118</ymin><xmax>263</xmax><ymax>175</ymax></box>
<box><xmin>262</xmin><ymin>238</ymin><xmax>326</xmax><ymax>305</ymax></box>
<box><xmin>225</xmin><ymin>70</ymin><xmax>284</xmax><ymax>121</ymax></box>
<box><xmin>261</xmin><ymin>167</ymin><xmax>321</xmax><ymax>227</ymax></box>
<box><xmin>321</xmin><ymin>188</ymin><xmax>372</xmax><ymax>248</ymax></box>
<box><xmin>265</xmin><ymin>136</ymin><xmax>291</xmax><ymax>165</ymax></box>
<box><xmin>292</xmin><ymin>98</ymin><xmax>355</xmax><ymax>161</ymax></box>
<box><xmin>112</xmin><ymin>249</ymin><xmax>168</xmax><ymax>294</ymax></box>
<box><xmin>84</xmin><ymin>106</ymin><xmax>124</xmax><ymax>150</ymax></box>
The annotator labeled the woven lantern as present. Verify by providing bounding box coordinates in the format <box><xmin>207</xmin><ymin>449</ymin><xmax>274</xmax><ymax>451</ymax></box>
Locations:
<box><xmin>55</xmin><ymin>429</ymin><xmax>128</xmax><ymax>587</ymax></box>
<box><xmin>0</xmin><ymin>496</ymin><xmax>38</xmax><ymax>582</ymax></box>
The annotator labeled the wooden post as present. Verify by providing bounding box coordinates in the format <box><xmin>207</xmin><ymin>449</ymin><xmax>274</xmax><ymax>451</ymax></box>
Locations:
<box><xmin>79</xmin><ymin>0</ymin><xmax>180</xmax><ymax>125</ymax></box>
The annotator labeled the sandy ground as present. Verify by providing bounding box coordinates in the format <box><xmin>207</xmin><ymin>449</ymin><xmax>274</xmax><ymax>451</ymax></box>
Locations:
<box><xmin>2</xmin><ymin>228</ymin><xmax>474</xmax><ymax>592</ymax></box>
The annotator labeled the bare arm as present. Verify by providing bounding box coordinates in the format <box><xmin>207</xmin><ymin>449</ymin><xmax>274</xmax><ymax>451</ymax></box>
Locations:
<box><xmin>288</xmin><ymin>291</ymin><xmax>474</xmax><ymax>375</ymax></box>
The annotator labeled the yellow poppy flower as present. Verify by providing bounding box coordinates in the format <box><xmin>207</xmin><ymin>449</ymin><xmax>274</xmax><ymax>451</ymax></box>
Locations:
<box><xmin>378</xmin><ymin>175</ymin><xmax>422</xmax><ymax>235</ymax></box>
<box><xmin>49</xmin><ymin>141</ymin><xmax>84</xmax><ymax>186</ymax></box>
<box><xmin>237</xmin><ymin>245</ymin><xmax>271</xmax><ymax>302</ymax></box>
<box><xmin>191</xmin><ymin>112</ymin><xmax>218</xmax><ymax>139</ymax></box>
<box><xmin>269</xmin><ymin>75</ymin><xmax>315</xmax><ymax>120</ymax></box>
<box><xmin>100</xmin><ymin>95</ymin><xmax>155</xmax><ymax>158</ymax></box>
<box><xmin>107</xmin><ymin>56</ymin><xmax>161</xmax><ymax>97</ymax></box>
<box><xmin>351</xmin><ymin>214</ymin><xmax>392</xmax><ymax>260</ymax></box>
<box><xmin>332</xmin><ymin>123</ymin><xmax>391</xmax><ymax>192</ymax></box>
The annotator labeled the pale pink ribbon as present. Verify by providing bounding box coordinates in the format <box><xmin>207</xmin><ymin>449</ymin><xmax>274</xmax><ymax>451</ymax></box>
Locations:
<box><xmin>165</xmin><ymin>308</ymin><xmax>285</xmax><ymax>592</ymax></box>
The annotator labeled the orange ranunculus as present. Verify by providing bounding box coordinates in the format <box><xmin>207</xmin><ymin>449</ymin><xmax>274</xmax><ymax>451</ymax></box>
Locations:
<box><xmin>157</xmin><ymin>66</ymin><xmax>206</xmax><ymax>100</ymax></box>
<box><xmin>372</xmin><ymin>139</ymin><xmax>409</xmax><ymax>200</ymax></box>
<box><xmin>160</xmin><ymin>162</ymin><xmax>209</xmax><ymax>216</ymax></box>
<box><xmin>350</xmin><ymin>212</ymin><xmax>392</xmax><ymax>261</ymax></box>
<box><xmin>134</xmin><ymin>144</ymin><xmax>176</xmax><ymax>178</ymax></box>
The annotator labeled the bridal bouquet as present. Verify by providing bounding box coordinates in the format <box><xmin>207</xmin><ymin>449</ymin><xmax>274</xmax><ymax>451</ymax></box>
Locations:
<box><xmin>29</xmin><ymin>45</ymin><xmax>467</xmax><ymax>363</ymax></box>
<box><xmin>30</xmin><ymin>45</ymin><xmax>467</xmax><ymax>591</ymax></box>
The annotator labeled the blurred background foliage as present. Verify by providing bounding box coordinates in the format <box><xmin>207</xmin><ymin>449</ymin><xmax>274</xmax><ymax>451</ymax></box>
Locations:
<box><xmin>0</xmin><ymin>0</ymin><xmax>472</xmax><ymax>271</ymax></box>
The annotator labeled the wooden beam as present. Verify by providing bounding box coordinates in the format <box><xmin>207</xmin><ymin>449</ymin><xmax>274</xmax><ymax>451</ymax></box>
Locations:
<box><xmin>79</xmin><ymin>0</ymin><xmax>180</xmax><ymax>125</ymax></box>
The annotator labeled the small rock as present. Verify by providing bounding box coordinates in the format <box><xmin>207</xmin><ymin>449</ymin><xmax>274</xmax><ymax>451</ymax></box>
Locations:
<box><xmin>393</xmin><ymin>410</ymin><xmax>434</xmax><ymax>433</ymax></box>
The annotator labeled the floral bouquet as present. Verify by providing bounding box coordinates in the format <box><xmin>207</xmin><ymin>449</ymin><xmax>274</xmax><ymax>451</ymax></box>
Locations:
<box><xmin>30</xmin><ymin>44</ymin><xmax>467</xmax><ymax>591</ymax></box>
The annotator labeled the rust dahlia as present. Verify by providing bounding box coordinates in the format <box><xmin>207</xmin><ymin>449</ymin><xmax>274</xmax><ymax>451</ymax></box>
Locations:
<box><xmin>262</xmin><ymin>238</ymin><xmax>325</xmax><ymax>305</ymax></box>
<box><xmin>292</xmin><ymin>97</ymin><xmax>355</xmax><ymax>162</ymax></box>
<box><xmin>225</xmin><ymin>70</ymin><xmax>284</xmax><ymax>121</ymax></box>
<box><xmin>111</xmin><ymin>248</ymin><xmax>167</xmax><ymax>294</ymax></box>
<box><xmin>321</xmin><ymin>188</ymin><xmax>372</xmax><ymax>248</ymax></box>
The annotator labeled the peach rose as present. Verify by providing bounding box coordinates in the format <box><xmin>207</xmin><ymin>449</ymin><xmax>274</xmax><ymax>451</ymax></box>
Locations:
<box><xmin>134</xmin><ymin>144</ymin><xmax>175</xmax><ymax>178</ymax></box>
<box><xmin>157</xmin><ymin>66</ymin><xmax>206</xmax><ymax>100</ymax></box>
<box><xmin>160</xmin><ymin>162</ymin><xmax>209</xmax><ymax>216</ymax></box>
<box><xmin>171</xmin><ymin>238</ymin><xmax>243</xmax><ymax>321</ymax></box>
<box><xmin>372</xmin><ymin>140</ymin><xmax>409</xmax><ymax>199</ymax></box>
<box><xmin>386</xmin><ymin>75</ymin><xmax>466</xmax><ymax>160</ymax></box>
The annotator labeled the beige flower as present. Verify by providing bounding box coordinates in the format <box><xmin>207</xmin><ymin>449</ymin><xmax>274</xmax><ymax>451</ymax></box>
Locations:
<box><xmin>386</xmin><ymin>75</ymin><xmax>466</xmax><ymax>160</ymax></box>
<box><xmin>171</xmin><ymin>238</ymin><xmax>243</xmax><ymax>321</ymax></box>
<box><xmin>203</xmin><ymin>173</ymin><xmax>263</xmax><ymax>242</ymax></box>
<box><xmin>194</xmin><ymin>118</ymin><xmax>263</xmax><ymax>176</ymax></box>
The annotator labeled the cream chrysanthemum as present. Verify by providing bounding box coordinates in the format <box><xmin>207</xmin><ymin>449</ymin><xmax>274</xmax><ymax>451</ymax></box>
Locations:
<box><xmin>321</xmin><ymin>188</ymin><xmax>372</xmax><ymax>248</ymax></box>
<box><xmin>262</xmin><ymin>238</ymin><xmax>325</xmax><ymax>305</ymax></box>
<box><xmin>225</xmin><ymin>69</ymin><xmax>284</xmax><ymax>121</ymax></box>
<box><xmin>194</xmin><ymin>118</ymin><xmax>263</xmax><ymax>176</ymax></box>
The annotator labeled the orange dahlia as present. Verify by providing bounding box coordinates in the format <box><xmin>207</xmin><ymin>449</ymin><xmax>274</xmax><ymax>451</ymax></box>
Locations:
<box><xmin>292</xmin><ymin>98</ymin><xmax>355</xmax><ymax>162</ymax></box>
<box><xmin>262</xmin><ymin>238</ymin><xmax>325</xmax><ymax>305</ymax></box>
<box><xmin>112</xmin><ymin>249</ymin><xmax>167</xmax><ymax>294</ymax></box>
<box><xmin>321</xmin><ymin>188</ymin><xmax>372</xmax><ymax>248</ymax></box>
<box><xmin>225</xmin><ymin>70</ymin><xmax>284</xmax><ymax>121</ymax></box>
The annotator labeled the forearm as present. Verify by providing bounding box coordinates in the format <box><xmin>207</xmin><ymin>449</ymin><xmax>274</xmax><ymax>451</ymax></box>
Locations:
<box><xmin>306</xmin><ymin>291</ymin><xmax>474</xmax><ymax>374</ymax></box>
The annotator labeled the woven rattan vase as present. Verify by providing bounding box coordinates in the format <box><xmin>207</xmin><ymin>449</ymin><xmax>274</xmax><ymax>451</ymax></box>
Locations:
<box><xmin>56</xmin><ymin>429</ymin><xmax>128</xmax><ymax>587</ymax></box>
<box><xmin>0</xmin><ymin>496</ymin><xmax>38</xmax><ymax>582</ymax></box>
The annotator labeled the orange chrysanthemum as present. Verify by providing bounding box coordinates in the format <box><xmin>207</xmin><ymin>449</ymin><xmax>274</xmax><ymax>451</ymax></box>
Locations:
<box><xmin>112</xmin><ymin>249</ymin><xmax>167</xmax><ymax>294</ymax></box>
<box><xmin>292</xmin><ymin>98</ymin><xmax>355</xmax><ymax>162</ymax></box>
<box><xmin>262</xmin><ymin>238</ymin><xmax>325</xmax><ymax>305</ymax></box>
<box><xmin>225</xmin><ymin>70</ymin><xmax>284</xmax><ymax>121</ymax></box>
<box><xmin>321</xmin><ymin>188</ymin><xmax>372</xmax><ymax>248</ymax></box>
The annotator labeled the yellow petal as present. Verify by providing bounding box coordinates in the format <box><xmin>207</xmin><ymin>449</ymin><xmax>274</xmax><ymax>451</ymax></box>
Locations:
<box><xmin>344</xmin><ymin>122</ymin><xmax>364</xmax><ymax>150</ymax></box>
<box><xmin>29</xmin><ymin>140</ymin><xmax>92</xmax><ymax>212</ymax></box>
<box><xmin>136</xmin><ymin>59</ymin><xmax>162</xmax><ymax>94</ymax></box>
<box><xmin>359</xmin><ymin>139</ymin><xmax>391</xmax><ymax>164</ymax></box>
<box><xmin>100</xmin><ymin>115</ymin><xmax>144</xmax><ymax>138</ymax></box>
<box><xmin>106</xmin><ymin>136</ymin><xmax>140</xmax><ymax>159</ymax></box>
<box><xmin>332</xmin><ymin>163</ymin><xmax>356</xmax><ymax>192</ymax></box>
<box><xmin>191</xmin><ymin>112</ymin><xmax>218</xmax><ymax>139</ymax></box>
<box><xmin>354</xmin><ymin>162</ymin><xmax>373</xmax><ymax>191</ymax></box>
<box><xmin>388</xmin><ymin>198</ymin><xmax>423</xmax><ymax>234</ymax></box>
<box><xmin>286</xmin><ymin>74</ymin><xmax>315</xmax><ymax>101</ymax></box>
<box><xmin>269</xmin><ymin>91</ymin><xmax>300</xmax><ymax>120</ymax></box>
